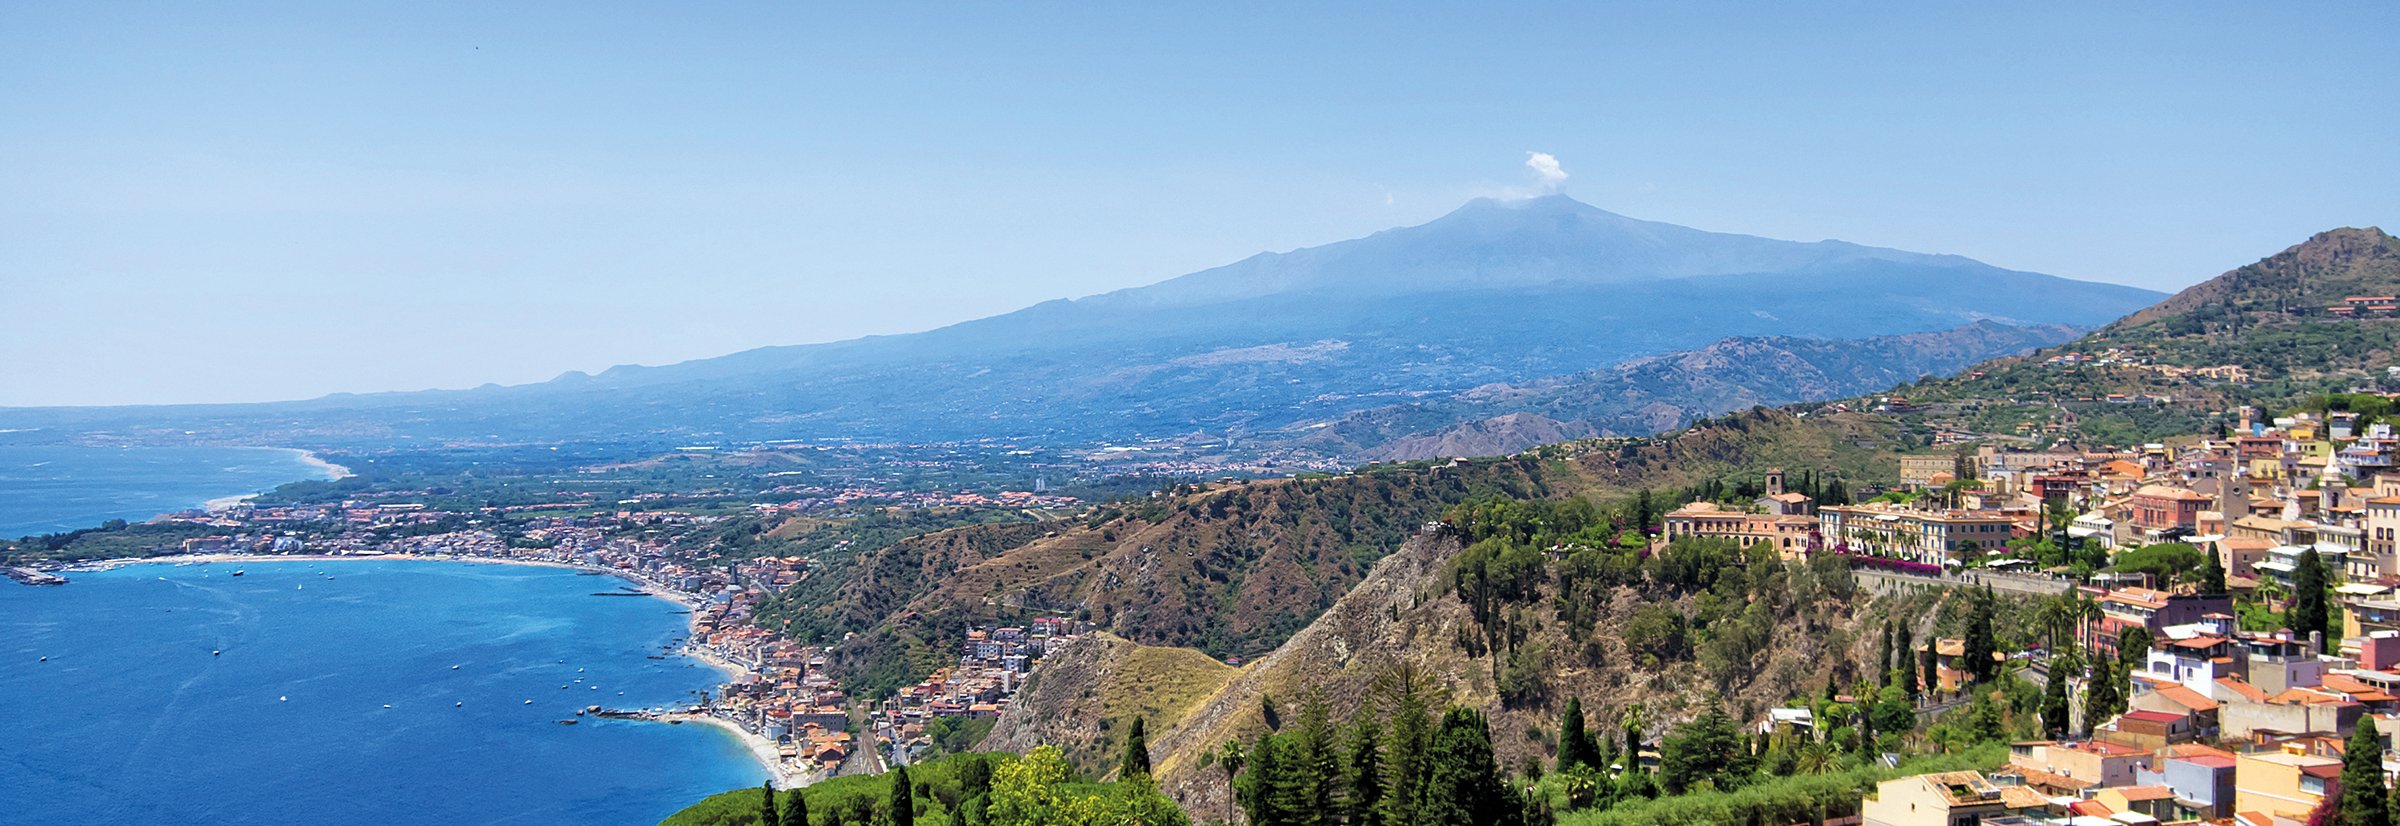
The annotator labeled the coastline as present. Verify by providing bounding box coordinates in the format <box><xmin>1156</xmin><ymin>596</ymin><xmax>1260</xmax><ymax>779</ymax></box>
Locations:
<box><xmin>660</xmin><ymin>712</ymin><xmax>799</xmax><ymax>788</ymax></box>
<box><xmin>200</xmin><ymin>447</ymin><xmax>354</xmax><ymax>512</ymax></box>
<box><xmin>65</xmin><ymin>551</ymin><xmax>799</xmax><ymax>786</ymax></box>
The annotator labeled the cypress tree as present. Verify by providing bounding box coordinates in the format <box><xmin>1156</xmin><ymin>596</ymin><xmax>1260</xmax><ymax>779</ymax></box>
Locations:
<box><xmin>1121</xmin><ymin>716</ymin><xmax>1152</xmax><ymax>778</ymax></box>
<box><xmin>2084</xmin><ymin>660</ymin><xmax>2121</xmax><ymax>734</ymax></box>
<box><xmin>2203</xmin><ymin>548</ymin><xmax>2228</xmax><ymax>594</ymax></box>
<box><xmin>1878</xmin><ymin>622</ymin><xmax>1895</xmax><ymax>686</ymax></box>
<box><xmin>1918</xmin><ymin>645</ymin><xmax>1939</xmax><ymax>697</ymax></box>
<box><xmin>887</xmin><ymin>764</ymin><xmax>912</xmax><ymax>826</ymax></box>
<box><xmin>1963</xmin><ymin>588</ymin><xmax>1998</xmax><ymax>683</ymax></box>
<box><xmin>1348</xmin><ymin>718</ymin><xmax>1386</xmax><ymax>826</ymax></box>
<box><xmin>2342</xmin><ymin>715</ymin><xmax>2391</xmax><ymax>826</ymax></box>
<box><xmin>1417</xmin><ymin>708</ymin><xmax>1512</xmax><ymax>826</ymax></box>
<box><xmin>1896</xmin><ymin>627</ymin><xmax>1919</xmax><ymax>699</ymax></box>
<box><xmin>759</xmin><ymin>782</ymin><xmax>781</xmax><ymax>826</ymax></box>
<box><xmin>2039</xmin><ymin>667</ymin><xmax>2070</xmax><ymax>738</ymax></box>
<box><xmin>781</xmin><ymin>786</ymin><xmax>808</xmax><ymax>826</ymax></box>
<box><xmin>2293</xmin><ymin>548</ymin><xmax>2333</xmax><ymax>653</ymax></box>
<box><xmin>1557</xmin><ymin>698</ymin><xmax>1597</xmax><ymax>773</ymax></box>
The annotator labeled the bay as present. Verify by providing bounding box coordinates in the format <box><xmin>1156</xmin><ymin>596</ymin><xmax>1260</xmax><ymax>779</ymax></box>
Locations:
<box><xmin>0</xmin><ymin>559</ymin><xmax>766</xmax><ymax>824</ymax></box>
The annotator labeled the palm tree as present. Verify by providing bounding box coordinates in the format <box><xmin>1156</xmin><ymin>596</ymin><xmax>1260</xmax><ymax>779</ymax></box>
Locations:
<box><xmin>1794</xmin><ymin>742</ymin><xmax>1837</xmax><ymax>775</ymax></box>
<box><xmin>1216</xmin><ymin>739</ymin><xmax>1245</xmax><ymax>826</ymax></box>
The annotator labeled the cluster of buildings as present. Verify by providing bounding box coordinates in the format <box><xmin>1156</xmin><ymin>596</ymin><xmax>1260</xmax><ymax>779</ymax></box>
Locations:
<box><xmin>1847</xmin><ymin>402</ymin><xmax>2400</xmax><ymax>824</ymax></box>
<box><xmin>1868</xmin><ymin>605</ymin><xmax>2400</xmax><ymax>826</ymax></box>
<box><xmin>1660</xmin><ymin>408</ymin><xmax>2400</xmax><ymax>583</ymax></box>
<box><xmin>871</xmin><ymin>618</ymin><xmax>1088</xmax><ymax>765</ymax></box>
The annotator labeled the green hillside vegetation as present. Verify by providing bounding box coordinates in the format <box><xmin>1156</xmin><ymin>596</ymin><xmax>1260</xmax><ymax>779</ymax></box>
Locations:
<box><xmin>1881</xmin><ymin>227</ymin><xmax>2400</xmax><ymax>445</ymax></box>
<box><xmin>805</xmin><ymin>407</ymin><xmax>1906</xmax><ymax>700</ymax></box>
<box><xmin>661</xmin><ymin>748</ymin><xmax>1185</xmax><ymax>826</ymax></box>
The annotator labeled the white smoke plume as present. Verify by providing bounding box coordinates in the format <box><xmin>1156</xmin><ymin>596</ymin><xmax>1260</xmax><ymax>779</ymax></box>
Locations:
<box><xmin>1525</xmin><ymin>151</ymin><xmax>1568</xmax><ymax>192</ymax></box>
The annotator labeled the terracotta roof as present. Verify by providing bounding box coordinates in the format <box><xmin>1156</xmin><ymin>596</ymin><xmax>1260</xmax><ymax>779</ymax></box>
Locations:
<box><xmin>2268</xmin><ymin>687</ymin><xmax>2353</xmax><ymax>706</ymax></box>
<box><xmin>2002</xmin><ymin>764</ymin><xmax>2095</xmax><ymax>791</ymax></box>
<box><xmin>2160</xmin><ymin>743</ymin><xmax>2237</xmax><ymax>760</ymax></box>
<box><xmin>2216</xmin><ymin>677</ymin><xmax>2270</xmax><ymax>703</ymax></box>
<box><xmin>2135</xmin><ymin>484</ymin><xmax>2210</xmax><ymax>502</ymax></box>
<box><xmin>2111</xmin><ymin>785</ymin><xmax>2176</xmax><ymax>801</ymax></box>
<box><xmin>2152</xmin><ymin>684</ymin><xmax>2220</xmax><ymax>713</ymax></box>
<box><xmin>1997</xmin><ymin>785</ymin><xmax>2048</xmax><ymax>810</ymax></box>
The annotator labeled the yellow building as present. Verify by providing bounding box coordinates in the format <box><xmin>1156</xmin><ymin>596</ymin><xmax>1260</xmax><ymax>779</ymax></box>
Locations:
<box><xmin>1658</xmin><ymin>501</ymin><xmax>1816</xmax><ymax>557</ymax></box>
<box><xmin>1862</xmin><ymin>771</ymin><xmax>2007</xmax><ymax>826</ymax></box>
<box><xmin>2232</xmin><ymin>746</ymin><xmax>2340</xmax><ymax>819</ymax></box>
<box><xmin>1901</xmin><ymin>454</ymin><xmax>1957</xmax><ymax>489</ymax></box>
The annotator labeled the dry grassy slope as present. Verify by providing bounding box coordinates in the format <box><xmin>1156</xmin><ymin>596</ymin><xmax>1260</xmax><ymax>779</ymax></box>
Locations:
<box><xmin>828</xmin><ymin>409</ymin><xmax>1904</xmax><ymax>695</ymax></box>
<box><xmin>1071</xmin><ymin>528</ymin><xmax>1890</xmax><ymax>818</ymax></box>
<box><xmin>981</xmin><ymin>632</ymin><xmax>1240</xmax><ymax>773</ymax></box>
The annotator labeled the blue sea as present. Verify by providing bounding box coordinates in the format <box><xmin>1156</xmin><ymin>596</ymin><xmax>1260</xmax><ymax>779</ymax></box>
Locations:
<box><xmin>0</xmin><ymin>560</ymin><xmax>766</xmax><ymax>825</ymax></box>
<box><xmin>0</xmin><ymin>444</ymin><xmax>343</xmax><ymax>539</ymax></box>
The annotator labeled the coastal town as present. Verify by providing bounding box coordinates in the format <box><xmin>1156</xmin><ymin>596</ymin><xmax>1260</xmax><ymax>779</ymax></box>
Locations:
<box><xmin>17</xmin><ymin>482</ymin><xmax>1098</xmax><ymax>789</ymax></box>
<box><xmin>1637</xmin><ymin>401</ymin><xmax>2400</xmax><ymax>825</ymax></box>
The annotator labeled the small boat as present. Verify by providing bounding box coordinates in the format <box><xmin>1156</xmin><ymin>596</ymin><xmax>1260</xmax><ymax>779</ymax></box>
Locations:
<box><xmin>212</xmin><ymin>650</ymin><xmax>221</xmax><ymax>657</ymax></box>
<box><xmin>557</xmin><ymin>719</ymin><xmax>578</xmax><ymax>725</ymax></box>
<box><xmin>279</xmin><ymin>696</ymin><xmax>288</xmax><ymax>702</ymax></box>
<box><xmin>382</xmin><ymin>704</ymin><xmax>392</xmax><ymax>709</ymax></box>
<box><xmin>232</xmin><ymin>570</ymin><xmax>244</xmax><ymax>577</ymax></box>
<box><xmin>524</xmin><ymin>700</ymin><xmax>533</xmax><ymax>705</ymax></box>
<box><xmin>451</xmin><ymin>664</ymin><xmax>461</xmax><ymax>670</ymax></box>
<box><xmin>455</xmin><ymin>702</ymin><xmax>463</xmax><ymax>708</ymax></box>
<box><xmin>38</xmin><ymin>656</ymin><xmax>47</xmax><ymax>662</ymax></box>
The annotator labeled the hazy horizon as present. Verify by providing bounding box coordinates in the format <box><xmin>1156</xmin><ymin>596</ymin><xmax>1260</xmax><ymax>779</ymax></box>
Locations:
<box><xmin>8</xmin><ymin>3</ymin><xmax>2397</xmax><ymax>406</ymax></box>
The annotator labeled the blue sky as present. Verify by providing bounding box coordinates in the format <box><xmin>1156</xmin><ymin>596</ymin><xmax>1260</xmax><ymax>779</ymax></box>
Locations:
<box><xmin>5</xmin><ymin>3</ymin><xmax>2396</xmax><ymax>406</ymax></box>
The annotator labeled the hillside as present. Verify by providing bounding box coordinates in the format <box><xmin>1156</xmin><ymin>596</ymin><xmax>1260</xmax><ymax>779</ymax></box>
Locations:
<box><xmin>1304</xmin><ymin>320</ymin><xmax>2081</xmax><ymax>461</ymax></box>
<box><xmin>1880</xmin><ymin>226</ymin><xmax>2400</xmax><ymax>445</ymax></box>
<box><xmin>784</xmin><ymin>407</ymin><xmax>1910</xmax><ymax>698</ymax></box>
<box><xmin>0</xmin><ymin>196</ymin><xmax>2157</xmax><ymax>454</ymax></box>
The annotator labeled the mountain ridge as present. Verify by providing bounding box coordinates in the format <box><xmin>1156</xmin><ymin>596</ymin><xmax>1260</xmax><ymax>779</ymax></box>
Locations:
<box><xmin>0</xmin><ymin>196</ymin><xmax>2163</xmax><ymax>454</ymax></box>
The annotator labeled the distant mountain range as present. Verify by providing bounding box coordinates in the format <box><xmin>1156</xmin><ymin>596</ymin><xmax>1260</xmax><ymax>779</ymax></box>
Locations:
<box><xmin>0</xmin><ymin>195</ymin><xmax>2163</xmax><ymax>453</ymax></box>
<box><xmin>1300</xmin><ymin>320</ymin><xmax>2085</xmax><ymax>461</ymax></box>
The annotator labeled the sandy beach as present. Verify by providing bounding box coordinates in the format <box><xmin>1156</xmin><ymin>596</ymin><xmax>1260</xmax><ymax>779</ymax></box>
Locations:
<box><xmin>662</xmin><ymin>712</ymin><xmax>799</xmax><ymax>787</ymax></box>
<box><xmin>194</xmin><ymin>448</ymin><xmax>354</xmax><ymax>513</ymax></box>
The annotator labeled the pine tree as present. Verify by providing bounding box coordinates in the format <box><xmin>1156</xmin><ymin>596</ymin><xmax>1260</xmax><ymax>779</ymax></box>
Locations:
<box><xmin>1244</xmin><ymin>730</ymin><xmax>1289</xmax><ymax>826</ymax></box>
<box><xmin>1417</xmin><ymin>708</ymin><xmax>1513</xmax><ymax>826</ymax></box>
<box><xmin>2203</xmin><ymin>548</ymin><xmax>2228</xmax><ymax>594</ymax></box>
<box><xmin>781</xmin><ymin>786</ymin><xmax>808</xmax><ymax>826</ymax></box>
<box><xmin>1348</xmin><ymin>717</ymin><xmax>1386</xmax><ymax>826</ymax></box>
<box><xmin>1121</xmin><ymin>716</ymin><xmax>1152</xmax><ymax>778</ymax></box>
<box><xmin>1295</xmin><ymin>694</ymin><xmax>1343</xmax><ymax>826</ymax></box>
<box><xmin>888</xmin><ymin>764</ymin><xmax>914</xmax><ymax>826</ymax></box>
<box><xmin>759</xmin><ymin>782</ymin><xmax>781</xmax><ymax>826</ymax></box>
<box><xmin>1380</xmin><ymin>669</ymin><xmax>1435</xmax><ymax>826</ymax></box>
